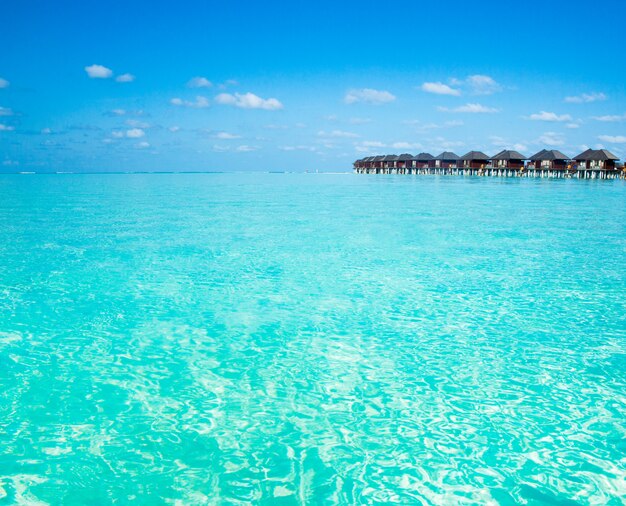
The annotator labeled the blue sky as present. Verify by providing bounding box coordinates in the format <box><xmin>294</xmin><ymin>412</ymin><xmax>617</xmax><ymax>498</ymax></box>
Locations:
<box><xmin>1</xmin><ymin>0</ymin><xmax>625</xmax><ymax>171</ymax></box>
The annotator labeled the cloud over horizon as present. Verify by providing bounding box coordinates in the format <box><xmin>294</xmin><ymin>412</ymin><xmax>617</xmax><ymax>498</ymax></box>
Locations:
<box><xmin>115</xmin><ymin>73</ymin><xmax>135</xmax><ymax>83</ymax></box>
<box><xmin>565</xmin><ymin>92</ymin><xmax>607</xmax><ymax>103</ymax></box>
<box><xmin>438</xmin><ymin>103</ymin><xmax>499</xmax><ymax>113</ymax></box>
<box><xmin>85</xmin><ymin>64</ymin><xmax>113</xmax><ymax>79</ymax></box>
<box><xmin>170</xmin><ymin>96</ymin><xmax>210</xmax><ymax>108</ymax></box>
<box><xmin>598</xmin><ymin>135</ymin><xmax>626</xmax><ymax>143</ymax></box>
<box><xmin>527</xmin><ymin>111</ymin><xmax>573</xmax><ymax>122</ymax></box>
<box><xmin>187</xmin><ymin>77</ymin><xmax>213</xmax><ymax>88</ymax></box>
<box><xmin>344</xmin><ymin>88</ymin><xmax>396</xmax><ymax>105</ymax></box>
<box><xmin>215</xmin><ymin>92</ymin><xmax>283</xmax><ymax>110</ymax></box>
<box><xmin>450</xmin><ymin>75</ymin><xmax>502</xmax><ymax>95</ymax></box>
<box><xmin>592</xmin><ymin>113</ymin><xmax>626</xmax><ymax>122</ymax></box>
<box><xmin>421</xmin><ymin>82</ymin><xmax>461</xmax><ymax>96</ymax></box>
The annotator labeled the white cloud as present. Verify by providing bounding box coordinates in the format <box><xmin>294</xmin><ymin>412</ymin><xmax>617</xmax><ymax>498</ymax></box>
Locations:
<box><xmin>170</xmin><ymin>96</ymin><xmax>210</xmax><ymax>108</ymax></box>
<box><xmin>213</xmin><ymin>144</ymin><xmax>259</xmax><ymax>152</ymax></box>
<box><xmin>125</xmin><ymin>119</ymin><xmax>151</xmax><ymax>129</ymax></box>
<box><xmin>0</xmin><ymin>123</ymin><xmax>15</xmax><ymax>131</ymax></box>
<box><xmin>215</xmin><ymin>92</ymin><xmax>283</xmax><ymax>110</ymax></box>
<box><xmin>0</xmin><ymin>107</ymin><xmax>13</xmax><ymax>116</ymax></box>
<box><xmin>490</xmin><ymin>136</ymin><xmax>527</xmax><ymax>152</ymax></box>
<box><xmin>85</xmin><ymin>64</ymin><xmax>113</xmax><ymax>78</ymax></box>
<box><xmin>438</xmin><ymin>103</ymin><xmax>499</xmax><ymax>113</ymax></box>
<box><xmin>354</xmin><ymin>140</ymin><xmax>387</xmax><ymax>152</ymax></box>
<box><xmin>0</xmin><ymin>78</ymin><xmax>9</xmax><ymax>88</ymax></box>
<box><xmin>111</xmin><ymin>109</ymin><xmax>126</xmax><ymax>116</ymax></box>
<box><xmin>344</xmin><ymin>88</ymin><xmax>396</xmax><ymax>105</ymax></box>
<box><xmin>527</xmin><ymin>111</ymin><xmax>572</xmax><ymax>122</ymax></box>
<box><xmin>591</xmin><ymin>113</ymin><xmax>626</xmax><ymax>122</ymax></box>
<box><xmin>317</xmin><ymin>129</ymin><xmax>359</xmax><ymax>138</ymax></box>
<box><xmin>465</xmin><ymin>75</ymin><xmax>502</xmax><ymax>95</ymax></box>
<box><xmin>41</xmin><ymin>128</ymin><xmax>52</xmax><ymax>134</ymax></box>
<box><xmin>447</xmin><ymin>74</ymin><xmax>502</xmax><ymax>95</ymax></box>
<box><xmin>598</xmin><ymin>135</ymin><xmax>626</xmax><ymax>143</ymax></box>
<box><xmin>126</xmin><ymin>128</ymin><xmax>145</xmax><ymax>138</ymax></box>
<box><xmin>538</xmin><ymin>132</ymin><xmax>565</xmax><ymax>146</ymax></box>
<box><xmin>404</xmin><ymin>119</ymin><xmax>464</xmax><ymax>132</ymax></box>
<box><xmin>565</xmin><ymin>92</ymin><xmax>606</xmax><ymax>103</ymax></box>
<box><xmin>187</xmin><ymin>77</ymin><xmax>212</xmax><ymax>88</ymax></box>
<box><xmin>421</xmin><ymin>82</ymin><xmax>460</xmax><ymax>96</ymax></box>
<box><xmin>111</xmin><ymin>131</ymin><xmax>124</xmax><ymax>138</ymax></box>
<box><xmin>2</xmin><ymin>160</ymin><xmax>19</xmax><ymax>166</ymax></box>
<box><xmin>280</xmin><ymin>145</ymin><xmax>316</xmax><ymax>152</ymax></box>
<box><xmin>135</xmin><ymin>141</ymin><xmax>150</xmax><ymax>149</ymax></box>
<box><xmin>433</xmin><ymin>137</ymin><xmax>466</xmax><ymax>150</ymax></box>
<box><xmin>115</xmin><ymin>73</ymin><xmax>135</xmax><ymax>83</ymax></box>
<box><xmin>391</xmin><ymin>142</ymin><xmax>422</xmax><ymax>150</ymax></box>
<box><xmin>214</xmin><ymin>132</ymin><xmax>241</xmax><ymax>139</ymax></box>
<box><xmin>565</xmin><ymin>123</ymin><xmax>580</xmax><ymax>129</ymax></box>
<box><xmin>359</xmin><ymin>141</ymin><xmax>386</xmax><ymax>147</ymax></box>
<box><xmin>169</xmin><ymin>126</ymin><xmax>180</xmax><ymax>132</ymax></box>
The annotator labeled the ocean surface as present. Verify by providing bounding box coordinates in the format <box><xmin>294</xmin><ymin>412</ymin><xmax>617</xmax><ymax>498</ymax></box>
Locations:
<box><xmin>1</xmin><ymin>172</ymin><xmax>625</xmax><ymax>505</ymax></box>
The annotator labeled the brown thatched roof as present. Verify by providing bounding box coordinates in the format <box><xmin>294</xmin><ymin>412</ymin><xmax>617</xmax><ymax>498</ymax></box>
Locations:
<box><xmin>396</xmin><ymin>153</ymin><xmax>414</xmax><ymax>161</ymax></box>
<box><xmin>575</xmin><ymin>149</ymin><xmax>619</xmax><ymax>161</ymax></box>
<box><xmin>460</xmin><ymin>151</ymin><xmax>490</xmax><ymax>161</ymax></box>
<box><xmin>412</xmin><ymin>152</ymin><xmax>434</xmax><ymax>161</ymax></box>
<box><xmin>491</xmin><ymin>150</ymin><xmax>527</xmax><ymax>160</ymax></box>
<box><xmin>529</xmin><ymin>149</ymin><xmax>569</xmax><ymax>161</ymax></box>
<box><xmin>435</xmin><ymin>151</ymin><xmax>460</xmax><ymax>160</ymax></box>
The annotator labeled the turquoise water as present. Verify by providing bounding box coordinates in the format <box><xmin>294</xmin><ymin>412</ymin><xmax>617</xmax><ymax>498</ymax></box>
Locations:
<box><xmin>1</xmin><ymin>173</ymin><xmax>625</xmax><ymax>505</ymax></box>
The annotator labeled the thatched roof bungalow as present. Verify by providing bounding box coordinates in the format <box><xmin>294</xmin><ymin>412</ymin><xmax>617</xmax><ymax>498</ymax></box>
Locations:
<box><xmin>434</xmin><ymin>151</ymin><xmax>460</xmax><ymax>168</ymax></box>
<box><xmin>372</xmin><ymin>155</ymin><xmax>385</xmax><ymax>169</ymax></box>
<box><xmin>491</xmin><ymin>150</ymin><xmax>527</xmax><ymax>169</ymax></box>
<box><xmin>528</xmin><ymin>149</ymin><xmax>570</xmax><ymax>170</ymax></box>
<box><xmin>412</xmin><ymin>152</ymin><xmax>435</xmax><ymax>168</ymax></box>
<box><xmin>382</xmin><ymin>154</ymin><xmax>399</xmax><ymax>169</ymax></box>
<box><xmin>573</xmin><ymin>149</ymin><xmax>619</xmax><ymax>171</ymax></box>
<box><xmin>460</xmin><ymin>151</ymin><xmax>490</xmax><ymax>169</ymax></box>
<box><xmin>396</xmin><ymin>153</ymin><xmax>413</xmax><ymax>168</ymax></box>
<box><xmin>363</xmin><ymin>156</ymin><xmax>376</xmax><ymax>169</ymax></box>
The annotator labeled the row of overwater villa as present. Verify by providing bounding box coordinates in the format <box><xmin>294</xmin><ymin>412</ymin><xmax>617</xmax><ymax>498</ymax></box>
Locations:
<box><xmin>353</xmin><ymin>149</ymin><xmax>624</xmax><ymax>179</ymax></box>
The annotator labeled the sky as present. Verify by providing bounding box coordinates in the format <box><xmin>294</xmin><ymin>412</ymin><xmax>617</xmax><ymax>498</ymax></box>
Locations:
<box><xmin>1</xmin><ymin>0</ymin><xmax>625</xmax><ymax>172</ymax></box>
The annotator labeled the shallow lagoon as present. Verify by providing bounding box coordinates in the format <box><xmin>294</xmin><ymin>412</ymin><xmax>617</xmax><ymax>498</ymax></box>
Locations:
<box><xmin>0</xmin><ymin>173</ymin><xmax>625</xmax><ymax>504</ymax></box>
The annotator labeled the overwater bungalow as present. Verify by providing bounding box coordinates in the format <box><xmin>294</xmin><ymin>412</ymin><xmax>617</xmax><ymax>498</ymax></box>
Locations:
<box><xmin>353</xmin><ymin>146</ymin><xmax>622</xmax><ymax>178</ymax></box>
<box><xmin>460</xmin><ymin>151</ymin><xmax>490</xmax><ymax>169</ymax></box>
<box><xmin>491</xmin><ymin>150</ymin><xmax>527</xmax><ymax>169</ymax></box>
<box><xmin>434</xmin><ymin>151</ymin><xmax>460</xmax><ymax>169</ymax></box>
<box><xmin>528</xmin><ymin>149</ymin><xmax>570</xmax><ymax>170</ymax></box>
<box><xmin>573</xmin><ymin>149</ymin><xmax>619</xmax><ymax>171</ymax></box>
<box><xmin>412</xmin><ymin>152</ymin><xmax>434</xmax><ymax>169</ymax></box>
<box><xmin>382</xmin><ymin>154</ymin><xmax>399</xmax><ymax>170</ymax></box>
<box><xmin>396</xmin><ymin>153</ymin><xmax>413</xmax><ymax>171</ymax></box>
<box><xmin>364</xmin><ymin>156</ymin><xmax>374</xmax><ymax>170</ymax></box>
<box><xmin>372</xmin><ymin>155</ymin><xmax>385</xmax><ymax>172</ymax></box>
